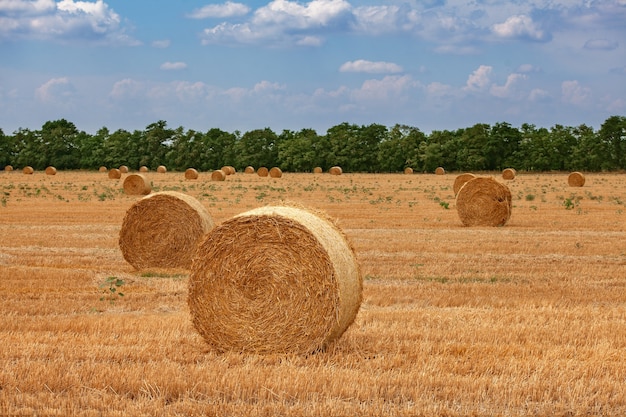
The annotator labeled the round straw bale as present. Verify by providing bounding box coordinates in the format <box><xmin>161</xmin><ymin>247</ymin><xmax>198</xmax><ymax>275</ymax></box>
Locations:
<box><xmin>188</xmin><ymin>205</ymin><xmax>362</xmax><ymax>354</ymax></box>
<box><xmin>244</xmin><ymin>166</ymin><xmax>255</xmax><ymax>174</ymax></box>
<box><xmin>4</xmin><ymin>165</ymin><xmax>14</xmax><ymax>172</ymax></box>
<box><xmin>453</xmin><ymin>173</ymin><xmax>477</xmax><ymax>196</ymax></box>
<box><xmin>119</xmin><ymin>191</ymin><xmax>214</xmax><ymax>270</ymax></box>
<box><xmin>108</xmin><ymin>168</ymin><xmax>121</xmax><ymax>179</ymax></box>
<box><xmin>157</xmin><ymin>165</ymin><xmax>167</xmax><ymax>173</ymax></box>
<box><xmin>123</xmin><ymin>173</ymin><xmax>151</xmax><ymax>195</ymax></box>
<box><xmin>502</xmin><ymin>168</ymin><xmax>516</xmax><ymax>180</ymax></box>
<box><xmin>119</xmin><ymin>165</ymin><xmax>129</xmax><ymax>173</ymax></box>
<box><xmin>329</xmin><ymin>166</ymin><xmax>342</xmax><ymax>175</ymax></box>
<box><xmin>211</xmin><ymin>170</ymin><xmax>226</xmax><ymax>181</ymax></box>
<box><xmin>257</xmin><ymin>167</ymin><xmax>269</xmax><ymax>177</ymax></box>
<box><xmin>139</xmin><ymin>166</ymin><xmax>149</xmax><ymax>172</ymax></box>
<box><xmin>269</xmin><ymin>167</ymin><xmax>283</xmax><ymax>178</ymax></box>
<box><xmin>23</xmin><ymin>166</ymin><xmax>34</xmax><ymax>175</ymax></box>
<box><xmin>404</xmin><ymin>167</ymin><xmax>413</xmax><ymax>174</ymax></box>
<box><xmin>221</xmin><ymin>166</ymin><xmax>235</xmax><ymax>175</ymax></box>
<box><xmin>313</xmin><ymin>167</ymin><xmax>323</xmax><ymax>174</ymax></box>
<box><xmin>45</xmin><ymin>166</ymin><xmax>57</xmax><ymax>175</ymax></box>
<box><xmin>568</xmin><ymin>171</ymin><xmax>585</xmax><ymax>187</ymax></box>
<box><xmin>185</xmin><ymin>168</ymin><xmax>199</xmax><ymax>180</ymax></box>
<box><xmin>98</xmin><ymin>166</ymin><xmax>107</xmax><ymax>173</ymax></box>
<box><xmin>435</xmin><ymin>167</ymin><xmax>445</xmax><ymax>175</ymax></box>
<box><xmin>456</xmin><ymin>177</ymin><xmax>512</xmax><ymax>227</ymax></box>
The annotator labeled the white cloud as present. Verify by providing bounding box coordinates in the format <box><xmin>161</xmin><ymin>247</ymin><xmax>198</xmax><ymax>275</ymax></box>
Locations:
<box><xmin>152</xmin><ymin>39</ymin><xmax>170</xmax><ymax>48</ymax></box>
<box><xmin>492</xmin><ymin>15</ymin><xmax>548</xmax><ymax>42</ymax></box>
<box><xmin>464</xmin><ymin>65</ymin><xmax>492</xmax><ymax>92</ymax></box>
<box><xmin>110</xmin><ymin>78</ymin><xmax>144</xmax><ymax>100</ymax></box>
<box><xmin>187</xmin><ymin>2</ymin><xmax>250</xmax><ymax>19</ymax></box>
<box><xmin>35</xmin><ymin>77</ymin><xmax>75</xmax><ymax>102</ymax></box>
<box><xmin>561</xmin><ymin>80</ymin><xmax>591</xmax><ymax>105</ymax></box>
<box><xmin>160</xmin><ymin>62</ymin><xmax>187</xmax><ymax>71</ymax></box>
<box><xmin>0</xmin><ymin>0</ymin><xmax>55</xmax><ymax>14</ymax></box>
<box><xmin>339</xmin><ymin>60</ymin><xmax>403</xmax><ymax>74</ymax></box>
<box><xmin>516</xmin><ymin>64</ymin><xmax>541</xmax><ymax>73</ymax></box>
<box><xmin>583</xmin><ymin>38</ymin><xmax>618</xmax><ymax>50</ymax></box>
<box><xmin>529</xmin><ymin>88</ymin><xmax>550</xmax><ymax>102</ymax></box>
<box><xmin>350</xmin><ymin>75</ymin><xmax>417</xmax><ymax>102</ymax></box>
<box><xmin>490</xmin><ymin>73</ymin><xmax>527</xmax><ymax>99</ymax></box>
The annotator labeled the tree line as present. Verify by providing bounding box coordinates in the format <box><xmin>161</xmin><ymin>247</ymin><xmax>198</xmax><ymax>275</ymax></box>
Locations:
<box><xmin>0</xmin><ymin>116</ymin><xmax>625</xmax><ymax>173</ymax></box>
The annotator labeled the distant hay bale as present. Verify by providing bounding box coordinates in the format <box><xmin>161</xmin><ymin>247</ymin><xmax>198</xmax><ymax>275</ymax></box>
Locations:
<box><xmin>244</xmin><ymin>166</ymin><xmax>255</xmax><ymax>174</ymax></box>
<box><xmin>139</xmin><ymin>166</ymin><xmax>149</xmax><ymax>173</ymax></box>
<box><xmin>108</xmin><ymin>168</ymin><xmax>122</xmax><ymax>179</ymax></box>
<box><xmin>404</xmin><ymin>167</ymin><xmax>413</xmax><ymax>174</ymax></box>
<box><xmin>257</xmin><ymin>167</ymin><xmax>269</xmax><ymax>177</ymax></box>
<box><xmin>123</xmin><ymin>173</ymin><xmax>151</xmax><ymax>195</ymax></box>
<box><xmin>313</xmin><ymin>167</ymin><xmax>323</xmax><ymax>174</ymax></box>
<box><xmin>4</xmin><ymin>165</ymin><xmax>13</xmax><ymax>172</ymax></box>
<box><xmin>329</xmin><ymin>166</ymin><xmax>343</xmax><ymax>175</ymax></box>
<box><xmin>568</xmin><ymin>172</ymin><xmax>585</xmax><ymax>187</ymax></box>
<box><xmin>453</xmin><ymin>173</ymin><xmax>477</xmax><ymax>196</ymax></box>
<box><xmin>188</xmin><ymin>205</ymin><xmax>362</xmax><ymax>354</ymax></box>
<box><xmin>157</xmin><ymin>165</ymin><xmax>167</xmax><ymax>173</ymax></box>
<box><xmin>23</xmin><ymin>166</ymin><xmax>34</xmax><ymax>175</ymax></box>
<box><xmin>502</xmin><ymin>168</ymin><xmax>516</xmax><ymax>180</ymax></box>
<box><xmin>45</xmin><ymin>166</ymin><xmax>57</xmax><ymax>176</ymax></box>
<box><xmin>269</xmin><ymin>167</ymin><xmax>283</xmax><ymax>178</ymax></box>
<box><xmin>98</xmin><ymin>166</ymin><xmax>107</xmax><ymax>173</ymax></box>
<box><xmin>435</xmin><ymin>167</ymin><xmax>445</xmax><ymax>175</ymax></box>
<box><xmin>211</xmin><ymin>170</ymin><xmax>226</xmax><ymax>181</ymax></box>
<box><xmin>456</xmin><ymin>177</ymin><xmax>512</xmax><ymax>227</ymax></box>
<box><xmin>221</xmin><ymin>166</ymin><xmax>235</xmax><ymax>175</ymax></box>
<box><xmin>185</xmin><ymin>168</ymin><xmax>199</xmax><ymax>180</ymax></box>
<box><xmin>119</xmin><ymin>165</ymin><xmax>129</xmax><ymax>173</ymax></box>
<box><xmin>119</xmin><ymin>191</ymin><xmax>214</xmax><ymax>270</ymax></box>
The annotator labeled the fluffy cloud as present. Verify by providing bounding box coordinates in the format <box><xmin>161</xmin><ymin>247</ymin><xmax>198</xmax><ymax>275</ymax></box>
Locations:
<box><xmin>583</xmin><ymin>38</ymin><xmax>618</xmax><ymax>50</ymax></box>
<box><xmin>490</xmin><ymin>73</ymin><xmax>528</xmax><ymax>99</ymax></box>
<box><xmin>464</xmin><ymin>65</ymin><xmax>492</xmax><ymax>92</ymax></box>
<box><xmin>35</xmin><ymin>77</ymin><xmax>75</xmax><ymax>102</ymax></box>
<box><xmin>160</xmin><ymin>62</ymin><xmax>188</xmax><ymax>71</ymax></box>
<box><xmin>561</xmin><ymin>80</ymin><xmax>591</xmax><ymax>105</ymax></box>
<box><xmin>492</xmin><ymin>15</ymin><xmax>549</xmax><ymax>42</ymax></box>
<box><xmin>339</xmin><ymin>60</ymin><xmax>403</xmax><ymax>74</ymax></box>
<box><xmin>187</xmin><ymin>2</ymin><xmax>250</xmax><ymax>19</ymax></box>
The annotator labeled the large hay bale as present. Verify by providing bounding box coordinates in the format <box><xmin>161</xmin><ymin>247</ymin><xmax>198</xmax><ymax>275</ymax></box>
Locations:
<box><xmin>119</xmin><ymin>191</ymin><xmax>214</xmax><ymax>270</ymax></box>
<box><xmin>98</xmin><ymin>166</ymin><xmax>107</xmax><ymax>173</ymax></box>
<box><xmin>502</xmin><ymin>168</ymin><xmax>516</xmax><ymax>180</ymax></box>
<box><xmin>23</xmin><ymin>166</ymin><xmax>34</xmax><ymax>175</ymax></box>
<box><xmin>119</xmin><ymin>165</ymin><xmax>129</xmax><ymax>173</ymax></box>
<box><xmin>211</xmin><ymin>170</ymin><xmax>226</xmax><ymax>181</ymax></box>
<box><xmin>269</xmin><ymin>167</ymin><xmax>283</xmax><ymax>178</ymax></box>
<box><xmin>244</xmin><ymin>166</ymin><xmax>255</xmax><ymax>174</ymax></box>
<box><xmin>456</xmin><ymin>177</ymin><xmax>512</xmax><ymax>227</ymax></box>
<box><xmin>4</xmin><ymin>165</ymin><xmax>13</xmax><ymax>172</ymax></box>
<box><xmin>435</xmin><ymin>167</ymin><xmax>445</xmax><ymax>175</ymax></box>
<box><xmin>157</xmin><ymin>165</ymin><xmax>167</xmax><ymax>173</ymax></box>
<box><xmin>568</xmin><ymin>171</ymin><xmax>585</xmax><ymax>187</ymax></box>
<box><xmin>404</xmin><ymin>167</ymin><xmax>413</xmax><ymax>175</ymax></box>
<box><xmin>45</xmin><ymin>166</ymin><xmax>57</xmax><ymax>176</ymax></box>
<box><xmin>453</xmin><ymin>173</ymin><xmax>477</xmax><ymax>196</ymax></box>
<box><xmin>185</xmin><ymin>168</ymin><xmax>199</xmax><ymax>180</ymax></box>
<box><xmin>108</xmin><ymin>168</ymin><xmax>122</xmax><ymax>179</ymax></box>
<box><xmin>313</xmin><ymin>167</ymin><xmax>323</xmax><ymax>174</ymax></box>
<box><xmin>221</xmin><ymin>166</ymin><xmax>235</xmax><ymax>175</ymax></box>
<box><xmin>257</xmin><ymin>167</ymin><xmax>269</xmax><ymax>177</ymax></box>
<box><xmin>329</xmin><ymin>166</ymin><xmax>342</xmax><ymax>175</ymax></box>
<box><xmin>188</xmin><ymin>205</ymin><xmax>362</xmax><ymax>354</ymax></box>
<box><xmin>123</xmin><ymin>173</ymin><xmax>151</xmax><ymax>195</ymax></box>
<box><xmin>139</xmin><ymin>166</ymin><xmax>149</xmax><ymax>173</ymax></box>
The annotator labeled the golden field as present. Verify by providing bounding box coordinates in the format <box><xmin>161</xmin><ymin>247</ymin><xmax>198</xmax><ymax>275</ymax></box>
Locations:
<box><xmin>0</xmin><ymin>169</ymin><xmax>625</xmax><ymax>416</ymax></box>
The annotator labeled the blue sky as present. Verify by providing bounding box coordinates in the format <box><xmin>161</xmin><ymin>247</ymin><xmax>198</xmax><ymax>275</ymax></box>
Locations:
<box><xmin>1</xmin><ymin>0</ymin><xmax>625</xmax><ymax>135</ymax></box>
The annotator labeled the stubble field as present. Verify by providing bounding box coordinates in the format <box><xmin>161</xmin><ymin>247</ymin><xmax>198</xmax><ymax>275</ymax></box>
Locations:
<box><xmin>0</xmin><ymin>169</ymin><xmax>625</xmax><ymax>416</ymax></box>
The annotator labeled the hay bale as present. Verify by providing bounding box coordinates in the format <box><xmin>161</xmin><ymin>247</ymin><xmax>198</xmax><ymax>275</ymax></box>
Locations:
<box><xmin>244</xmin><ymin>166</ymin><xmax>255</xmax><ymax>174</ymax></box>
<box><xmin>257</xmin><ymin>167</ymin><xmax>269</xmax><ymax>177</ymax></box>
<box><xmin>269</xmin><ymin>167</ymin><xmax>283</xmax><ymax>178</ymax></box>
<box><xmin>211</xmin><ymin>170</ymin><xmax>226</xmax><ymax>181</ymax></box>
<box><xmin>329</xmin><ymin>166</ymin><xmax>342</xmax><ymax>175</ymax></box>
<box><xmin>502</xmin><ymin>168</ymin><xmax>516</xmax><ymax>180</ymax></box>
<box><xmin>23</xmin><ymin>166</ymin><xmax>34</xmax><ymax>175</ymax></box>
<box><xmin>313</xmin><ymin>167</ymin><xmax>323</xmax><ymax>174</ymax></box>
<box><xmin>139</xmin><ymin>166</ymin><xmax>149</xmax><ymax>173</ymax></box>
<box><xmin>568</xmin><ymin>171</ymin><xmax>585</xmax><ymax>187</ymax></box>
<box><xmin>157</xmin><ymin>165</ymin><xmax>167</xmax><ymax>173</ymax></box>
<box><xmin>119</xmin><ymin>191</ymin><xmax>214</xmax><ymax>270</ymax></box>
<box><xmin>435</xmin><ymin>167</ymin><xmax>445</xmax><ymax>175</ymax></box>
<box><xmin>45</xmin><ymin>166</ymin><xmax>57</xmax><ymax>176</ymax></box>
<box><xmin>108</xmin><ymin>168</ymin><xmax>122</xmax><ymax>179</ymax></box>
<box><xmin>456</xmin><ymin>177</ymin><xmax>512</xmax><ymax>227</ymax></box>
<box><xmin>221</xmin><ymin>166</ymin><xmax>235</xmax><ymax>175</ymax></box>
<box><xmin>404</xmin><ymin>167</ymin><xmax>413</xmax><ymax>174</ymax></box>
<box><xmin>119</xmin><ymin>165</ymin><xmax>129</xmax><ymax>173</ymax></box>
<box><xmin>185</xmin><ymin>168</ymin><xmax>199</xmax><ymax>180</ymax></box>
<box><xmin>98</xmin><ymin>166</ymin><xmax>107</xmax><ymax>173</ymax></box>
<box><xmin>188</xmin><ymin>205</ymin><xmax>362</xmax><ymax>354</ymax></box>
<box><xmin>453</xmin><ymin>173</ymin><xmax>477</xmax><ymax>196</ymax></box>
<box><xmin>123</xmin><ymin>173</ymin><xmax>151</xmax><ymax>195</ymax></box>
<box><xmin>4</xmin><ymin>165</ymin><xmax>13</xmax><ymax>172</ymax></box>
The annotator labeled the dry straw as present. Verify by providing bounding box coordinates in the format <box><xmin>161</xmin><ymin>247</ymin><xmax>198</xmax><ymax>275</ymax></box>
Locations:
<box><xmin>435</xmin><ymin>167</ymin><xmax>445</xmax><ymax>175</ymax></box>
<box><xmin>4</xmin><ymin>165</ymin><xmax>13</xmax><ymax>172</ymax></box>
<box><xmin>456</xmin><ymin>177</ymin><xmax>512</xmax><ymax>227</ymax></box>
<box><xmin>568</xmin><ymin>171</ymin><xmax>585</xmax><ymax>187</ymax></box>
<box><xmin>211</xmin><ymin>170</ymin><xmax>226</xmax><ymax>181</ymax></box>
<box><xmin>313</xmin><ymin>167</ymin><xmax>323</xmax><ymax>174</ymax></box>
<box><xmin>329</xmin><ymin>166</ymin><xmax>343</xmax><ymax>175</ymax></box>
<box><xmin>119</xmin><ymin>165</ymin><xmax>129</xmax><ymax>173</ymax></box>
<box><xmin>269</xmin><ymin>167</ymin><xmax>283</xmax><ymax>178</ymax></box>
<box><xmin>257</xmin><ymin>167</ymin><xmax>269</xmax><ymax>177</ymax></box>
<box><xmin>98</xmin><ymin>166</ymin><xmax>107</xmax><ymax>173</ymax></box>
<box><xmin>244</xmin><ymin>166</ymin><xmax>255</xmax><ymax>174</ymax></box>
<box><xmin>157</xmin><ymin>165</ymin><xmax>167</xmax><ymax>173</ymax></box>
<box><xmin>139</xmin><ymin>166</ymin><xmax>149</xmax><ymax>172</ymax></box>
<box><xmin>45</xmin><ymin>166</ymin><xmax>57</xmax><ymax>176</ymax></box>
<box><xmin>502</xmin><ymin>168</ymin><xmax>516</xmax><ymax>180</ymax></box>
<box><xmin>188</xmin><ymin>205</ymin><xmax>363</xmax><ymax>354</ymax></box>
<box><xmin>108</xmin><ymin>168</ymin><xmax>122</xmax><ymax>179</ymax></box>
<box><xmin>23</xmin><ymin>166</ymin><xmax>34</xmax><ymax>175</ymax></box>
<box><xmin>185</xmin><ymin>168</ymin><xmax>199</xmax><ymax>180</ymax></box>
<box><xmin>404</xmin><ymin>167</ymin><xmax>414</xmax><ymax>174</ymax></box>
<box><xmin>123</xmin><ymin>173</ymin><xmax>151</xmax><ymax>195</ymax></box>
<box><xmin>453</xmin><ymin>173</ymin><xmax>477</xmax><ymax>196</ymax></box>
<box><xmin>221</xmin><ymin>166</ymin><xmax>235</xmax><ymax>175</ymax></box>
<box><xmin>119</xmin><ymin>191</ymin><xmax>214</xmax><ymax>270</ymax></box>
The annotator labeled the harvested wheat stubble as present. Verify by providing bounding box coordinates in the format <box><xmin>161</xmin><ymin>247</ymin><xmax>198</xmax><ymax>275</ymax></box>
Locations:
<box><xmin>404</xmin><ymin>167</ymin><xmax>413</xmax><ymax>174</ymax></box>
<box><xmin>119</xmin><ymin>165</ymin><xmax>129</xmax><ymax>173</ymax></box>
<box><xmin>211</xmin><ymin>170</ymin><xmax>226</xmax><ymax>181</ymax></box>
<box><xmin>244</xmin><ymin>166</ymin><xmax>255</xmax><ymax>174</ymax></box>
<box><xmin>329</xmin><ymin>166</ymin><xmax>343</xmax><ymax>175</ymax></box>
<box><xmin>123</xmin><ymin>173</ymin><xmax>151</xmax><ymax>195</ymax></box>
<box><xmin>453</xmin><ymin>173</ymin><xmax>477</xmax><ymax>195</ymax></box>
<box><xmin>313</xmin><ymin>167</ymin><xmax>323</xmax><ymax>174</ymax></box>
<box><xmin>188</xmin><ymin>205</ymin><xmax>362</xmax><ymax>354</ymax></box>
<box><xmin>157</xmin><ymin>165</ymin><xmax>167</xmax><ymax>173</ymax></box>
<box><xmin>98</xmin><ymin>166</ymin><xmax>107</xmax><ymax>173</ymax></box>
<box><xmin>435</xmin><ymin>166</ymin><xmax>445</xmax><ymax>175</ymax></box>
<box><xmin>119</xmin><ymin>191</ymin><xmax>215</xmax><ymax>270</ymax></box>
<box><xmin>45</xmin><ymin>166</ymin><xmax>57</xmax><ymax>175</ymax></box>
<box><xmin>269</xmin><ymin>167</ymin><xmax>283</xmax><ymax>178</ymax></box>
<box><xmin>23</xmin><ymin>166</ymin><xmax>34</xmax><ymax>175</ymax></box>
<box><xmin>568</xmin><ymin>171</ymin><xmax>585</xmax><ymax>187</ymax></box>
<box><xmin>502</xmin><ymin>168</ymin><xmax>516</xmax><ymax>180</ymax></box>
<box><xmin>185</xmin><ymin>168</ymin><xmax>199</xmax><ymax>180</ymax></box>
<box><xmin>257</xmin><ymin>167</ymin><xmax>269</xmax><ymax>177</ymax></box>
<box><xmin>108</xmin><ymin>168</ymin><xmax>121</xmax><ymax>179</ymax></box>
<box><xmin>4</xmin><ymin>165</ymin><xmax>13</xmax><ymax>172</ymax></box>
<box><xmin>456</xmin><ymin>177</ymin><xmax>512</xmax><ymax>227</ymax></box>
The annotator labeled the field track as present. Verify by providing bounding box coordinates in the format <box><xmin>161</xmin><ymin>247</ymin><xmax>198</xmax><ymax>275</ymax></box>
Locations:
<box><xmin>1</xmin><ymin>170</ymin><xmax>625</xmax><ymax>416</ymax></box>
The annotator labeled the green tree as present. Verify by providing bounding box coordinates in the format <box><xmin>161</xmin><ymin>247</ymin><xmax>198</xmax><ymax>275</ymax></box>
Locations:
<box><xmin>200</xmin><ymin>128</ymin><xmax>237</xmax><ymax>170</ymax></box>
<box><xmin>598</xmin><ymin>115</ymin><xmax>626</xmax><ymax>169</ymax></box>
<box><xmin>488</xmin><ymin>122</ymin><xmax>522</xmax><ymax>170</ymax></box>
<box><xmin>138</xmin><ymin>120</ymin><xmax>173</xmax><ymax>169</ymax></box>
<box><xmin>235</xmin><ymin>128</ymin><xmax>279</xmax><ymax>168</ymax></box>
<box><xmin>457</xmin><ymin>124</ymin><xmax>490</xmax><ymax>171</ymax></box>
<box><xmin>278</xmin><ymin>128</ymin><xmax>320</xmax><ymax>172</ymax></box>
<box><xmin>377</xmin><ymin>124</ymin><xmax>425</xmax><ymax>172</ymax></box>
<box><xmin>37</xmin><ymin>119</ymin><xmax>82</xmax><ymax>169</ymax></box>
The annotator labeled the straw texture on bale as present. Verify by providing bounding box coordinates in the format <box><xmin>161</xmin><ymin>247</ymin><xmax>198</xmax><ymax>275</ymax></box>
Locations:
<box><xmin>502</xmin><ymin>168</ymin><xmax>516</xmax><ymax>180</ymax></box>
<box><xmin>119</xmin><ymin>191</ymin><xmax>214</xmax><ymax>270</ymax></box>
<box><xmin>453</xmin><ymin>173</ymin><xmax>477</xmax><ymax>196</ymax></box>
<box><xmin>244</xmin><ymin>166</ymin><xmax>255</xmax><ymax>174</ymax></box>
<box><xmin>98</xmin><ymin>166</ymin><xmax>107</xmax><ymax>173</ymax></box>
<box><xmin>313</xmin><ymin>167</ymin><xmax>323</xmax><ymax>174</ymax></box>
<box><xmin>123</xmin><ymin>173</ymin><xmax>151</xmax><ymax>195</ymax></box>
<box><xmin>188</xmin><ymin>205</ymin><xmax>363</xmax><ymax>354</ymax></box>
<box><xmin>329</xmin><ymin>166</ymin><xmax>343</xmax><ymax>175</ymax></box>
<box><xmin>221</xmin><ymin>166</ymin><xmax>235</xmax><ymax>175</ymax></box>
<box><xmin>568</xmin><ymin>171</ymin><xmax>585</xmax><ymax>187</ymax></box>
<box><xmin>269</xmin><ymin>167</ymin><xmax>283</xmax><ymax>178</ymax></box>
<box><xmin>257</xmin><ymin>167</ymin><xmax>269</xmax><ymax>177</ymax></box>
<box><xmin>211</xmin><ymin>170</ymin><xmax>226</xmax><ymax>181</ymax></box>
<box><xmin>139</xmin><ymin>166</ymin><xmax>149</xmax><ymax>172</ymax></box>
<box><xmin>119</xmin><ymin>165</ymin><xmax>129</xmax><ymax>173</ymax></box>
<box><xmin>435</xmin><ymin>167</ymin><xmax>445</xmax><ymax>175</ymax></box>
<box><xmin>45</xmin><ymin>166</ymin><xmax>57</xmax><ymax>175</ymax></box>
<box><xmin>4</xmin><ymin>165</ymin><xmax>13</xmax><ymax>172</ymax></box>
<box><xmin>185</xmin><ymin>168</ymin><xmax>199</xmax><ymax>180</ymax></box>
<box><xmin>456</xmin><ymin>177</ymin><xmax>512</xmax><ymax>227</ymax></box>
<box><xmin>108</xmin><ymin>168</ymin><xmax>121</xmax><ymax>179</ymax></box>
<box><xmin>404</xmin><ymin>167</ymin><xmax>414</xmax><ymax>174</ymax></box>
<box><xmin>23</xmin><ymin>166</ymin><xmax>34</xmax><ymax>175</ymax></box>
<box><xmin>157</xmin><ymin>165</ymin><xmax>167</xmax><ymax>173</ymax></box>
